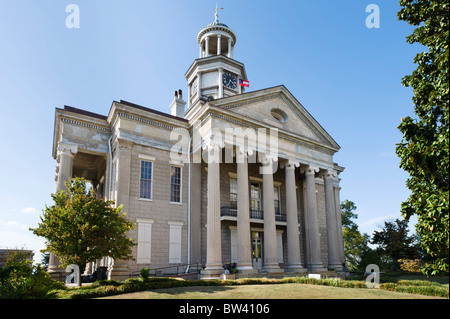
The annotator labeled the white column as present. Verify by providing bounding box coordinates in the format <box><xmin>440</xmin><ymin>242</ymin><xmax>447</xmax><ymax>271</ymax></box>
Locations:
<box><xmin>199</xmin><ymin>43</ymin><xmax>203</xmax><ymax>58</ymax></box>
<box><xmin>218</xmin><ymin>67</ymin><xmax>224</xmax><ymax>98</ymax></box>
<box><xmin>261</xmin><ymin>154</ymin><xmax>281</xmax><ymax>272</ymax></box>
<box><xmin>321</xmin><ymin>169</ymin><xmax>342</xmax><ymax>270</ymax></box>
<box><xmin>301</xmin><ymin>164</ymin><xmax>325</xmax><ymax>272</ymax></box>
<box><xmin>202</xmin><ymin>142</ymin><xmax>223</xmax><ymax>275</ymax></box>
<box><xmin>49</xmin><ymin>143</ymin><xmax>78</xmax><ymax>280</ymax></box>
<box><xmin>56</xmin><ymin>143</ymin><xmax>77</xmax><ymax>192</ymax></box>
<box><xmin>228</xmin><ymin>38</ymin><xmax>232</xmax><ymax>58</ymax></box>
<box><xmin>205</xmin><ymin>36</ymin><xmax>210</xmax><ymax>57</ymax></box>
<box><xmin>197</xmin><ymin>72</ymin><xmax>202</xmax><ymax>98</ymax></box>
<box><xmin>217</xmin><ymin>35</ymin><xmax>221</xmax><ymax>55</ymax></box>
<box><xmin>284</xmin><ymin>161</ymin><xmax>305</xmax><ymax>272</ymax></box>
<box><xmin>236</xmin><ymin>148</ymin><xmax>255</xmax><ymax>273</ymax></box>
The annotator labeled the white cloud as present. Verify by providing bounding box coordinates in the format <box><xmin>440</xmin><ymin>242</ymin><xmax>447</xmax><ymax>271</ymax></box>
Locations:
<box><xmin>359</xmin><ymin>215</ymin><xmax>397</xmax><ymax>228</ymax></box>
<box><xmin>21</xmin><ymin>207</ymin><xmax>38</xmax><ymax>214</ymax></box>
<box><xmin>0</xmin><ymin>220</ymin><xmax>30</xmax><ymax>231</ymax></box>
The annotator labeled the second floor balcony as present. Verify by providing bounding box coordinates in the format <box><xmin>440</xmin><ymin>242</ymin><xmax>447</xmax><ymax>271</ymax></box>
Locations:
<box><xmin>220</xmin><ymin>206</ymin><xmax>287</xmax><ymax>224</ymax></box>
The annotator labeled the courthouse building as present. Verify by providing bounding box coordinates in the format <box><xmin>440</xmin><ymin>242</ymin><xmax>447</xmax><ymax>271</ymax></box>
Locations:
<box><xmin>50</xmin><ymin>12</ymin><xmax>345</xmax><ymax>280</ymax></box>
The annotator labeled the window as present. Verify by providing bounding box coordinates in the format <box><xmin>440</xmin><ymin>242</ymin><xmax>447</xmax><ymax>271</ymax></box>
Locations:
<box><xmin>250</xmin><ymin>182</ymin><xmax>261</xmax><ymax>211</ymax></box>
<box><xmin>230</xmin><ymin>178</ymin><xmax>237</xmax><ymax>209</ymax></box>
<box><xmin>170</xmin><ymin>166</ymin><xmax>182</xmax><ymax>203</ymax></box>
<box><xmin>140</xmin><ymin>160</ymin><xmax>153</xmax><ymax>199</ymax></box>
<box><xmin>274</xmin><ymin>185</ymin><xmax>280</xmax><ymax>215</ymax></box>
<box><xmin>270</xmin><ymin>108</ymin><xmax>288</xmax><ymax>122</ymax></box>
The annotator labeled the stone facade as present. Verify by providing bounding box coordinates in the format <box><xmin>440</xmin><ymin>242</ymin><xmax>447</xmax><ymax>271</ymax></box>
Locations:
<box><xmin>49</xmin><ymin>13</ymin><xmax>345</xmax><ymax>280</ymax></box>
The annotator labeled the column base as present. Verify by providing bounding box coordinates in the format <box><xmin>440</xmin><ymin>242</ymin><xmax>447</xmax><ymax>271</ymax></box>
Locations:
<box><xmin>236</xmin><ymin>266</ymin><xmax>258</xmax><ymax>275</ymax></box>
<box><xmin>201</xmin><ymin>264</ymin><xmax>224</xmax><ymax>277</ymax></box>
<box><xmin>108</xmin><ymin>264</ymin><xmax>129</xmax><ymax>281</ymax></box>
<box><xmin>262</xmin><ymin>263</ymin><xmax>282</xmax><ymax>273</ymax></box>
<box><xmin>285</xmin><ymin>264</ymin><xmax>307</xmax><ymax>273</ymax></box>
<box><xmin>48</xmin><ymin>267</ymin><xmax>68</xmax><ymax>282</ymax></box>
<box><xmin>308</xmin><ymin>264</ymin><xmax>327</xmax><ymax>272</ymax></box>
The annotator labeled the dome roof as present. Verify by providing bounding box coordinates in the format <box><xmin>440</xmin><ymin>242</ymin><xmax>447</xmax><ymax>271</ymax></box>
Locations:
<box><xmin>206</xmin><ymin>20</ymin><xmax>230</xmax><ymax>28</ymax></box>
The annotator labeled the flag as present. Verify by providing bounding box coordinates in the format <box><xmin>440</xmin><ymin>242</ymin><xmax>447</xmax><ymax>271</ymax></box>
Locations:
<box><xmin>239</xmin><ymin>78</ymin><xmax>249</xmax><ymax>87</ymax></box>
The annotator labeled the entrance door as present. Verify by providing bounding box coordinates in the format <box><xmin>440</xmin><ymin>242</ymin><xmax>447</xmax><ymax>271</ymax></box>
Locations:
<box><xmin>252</xmin><ymin>231</ymin><xmax>263</xmax><ymax>271</ymax></box>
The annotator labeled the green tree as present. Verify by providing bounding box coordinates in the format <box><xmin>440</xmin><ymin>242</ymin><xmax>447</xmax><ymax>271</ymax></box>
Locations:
<box><xmin>396</xmin><ymin>0</ymin><xmax>449</xmax><ymax>276</ymax></box>
<box><xmin>371</xmin><ymin>219</ymin><xmax>420</xmax><ymax>268</ymax></box>
<box><xmin>340</xmin><ymin>200</ymin><xmax>376</xmax><ymax>271</ymax></box>
<box><xmin>30</xmin><ymin>178</ymin><xmax>136</xmax><ymax>285</ymax></box>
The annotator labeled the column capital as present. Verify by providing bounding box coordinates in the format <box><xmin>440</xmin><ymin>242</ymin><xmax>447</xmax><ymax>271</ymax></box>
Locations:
<box><xmin>236</xmin><ymin>145</ymin><xmax>254</xmax><ymax>157</ymax></box>
<box><xmin>57</xmin><ymin>143</ymin><xmax>78</xmax><ymax>158</ymax></box>
<box><xmin>202</xmin><ymin>139</ymin><xmax>224</xmax><ymax>151</ymax></box>
<box><xmin>281</xmin><ymin>159</ymin><xmax>300</xmax><ymax>169</ymax></box>
<box><xmin>300</xmin><ymin>164</ymin><xmax>319</xmax><ymax>175</ymax></box>
<box><xmin>258</xmin><ymin>152</ymin><xmax>278</xmax><ymax>165</ymax></box>
<box><xmin>319</xmin><ymin>169</ymin><xmax>338</xmax><ymax>179</ymax></box>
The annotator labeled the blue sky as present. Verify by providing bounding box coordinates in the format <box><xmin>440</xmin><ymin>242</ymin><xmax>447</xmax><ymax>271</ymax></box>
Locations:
<box><xmin>0</xmin><ymin>0</ymin><xmax>420</xmax><ymax>262</ymax></box>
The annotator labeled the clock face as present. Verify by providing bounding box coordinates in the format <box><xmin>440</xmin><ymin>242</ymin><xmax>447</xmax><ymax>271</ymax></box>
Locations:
<box><xmin>222</xmin><ymin>72</ymin><xmax>237</xmax><ymax>89</ymax></box>
<box><xmin>191</xmin><ymin>78</ymin><xmax>198</xmax><ymax>96</ymax></box>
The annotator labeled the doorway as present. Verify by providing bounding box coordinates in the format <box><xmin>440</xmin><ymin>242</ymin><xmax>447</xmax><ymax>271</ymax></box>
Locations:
<box><xmin>252</xmin><ymin>231</ymin><xmax>263</xmax><ymax>271</ymax></box>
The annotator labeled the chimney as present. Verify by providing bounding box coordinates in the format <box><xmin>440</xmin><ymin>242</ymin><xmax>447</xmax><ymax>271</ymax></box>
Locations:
<box><xmin>169</xmin><ymin>89</ymin><xmax>186</xmax><ymax>118</ymax></box>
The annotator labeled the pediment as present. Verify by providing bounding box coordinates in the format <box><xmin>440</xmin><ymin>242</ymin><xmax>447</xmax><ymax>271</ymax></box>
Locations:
<box><xmin>211</xmin><ymin>86</ymin><xmax>340</xmax><ymax>150</ymax></box>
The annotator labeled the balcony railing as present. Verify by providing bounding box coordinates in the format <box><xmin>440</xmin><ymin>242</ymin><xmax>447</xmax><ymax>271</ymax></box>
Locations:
<box><xmin>220</xmin><ymin>206</ymin><xmax>287</xmax><ymax>222</ymax></box>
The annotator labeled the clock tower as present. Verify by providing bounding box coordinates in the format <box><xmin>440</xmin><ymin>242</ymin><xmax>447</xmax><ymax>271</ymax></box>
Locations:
<box><xmin>185</xmin><ymin>9</ymin><xmax>248</xmax><ymax>120</ymax></box>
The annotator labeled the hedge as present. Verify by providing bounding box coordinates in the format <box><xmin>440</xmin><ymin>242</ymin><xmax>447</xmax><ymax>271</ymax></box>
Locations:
<box><xmin>54</xmin><ymin>276</ymin><xmax>448</xmax><ymax>299</ymax></box>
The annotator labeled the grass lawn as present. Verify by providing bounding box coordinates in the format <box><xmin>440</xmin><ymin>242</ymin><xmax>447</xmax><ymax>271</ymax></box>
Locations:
<box><xmin>98</xmin><ymin>283</ymin><xmax>445</xmax><ymax>299</ymax></box>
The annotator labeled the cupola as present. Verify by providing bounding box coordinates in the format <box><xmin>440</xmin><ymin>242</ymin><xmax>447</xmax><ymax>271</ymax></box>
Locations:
<box><xmin>197</xmin><ymin>6</ymin><xmax>236</xmax><ymax>59</ymax></box>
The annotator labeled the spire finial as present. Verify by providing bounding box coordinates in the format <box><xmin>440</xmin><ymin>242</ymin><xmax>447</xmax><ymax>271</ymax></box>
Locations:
<box><xmin>215</xmin><ymin>2</ymin><xmax>223</xmax><ymax>22</ymax></box>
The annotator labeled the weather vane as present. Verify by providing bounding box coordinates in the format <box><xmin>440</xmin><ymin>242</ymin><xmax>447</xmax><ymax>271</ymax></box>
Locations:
<box><xmin>215</xmin><ymin>2</ymin><xmax>224</xmax><ymax>22</ymax></box>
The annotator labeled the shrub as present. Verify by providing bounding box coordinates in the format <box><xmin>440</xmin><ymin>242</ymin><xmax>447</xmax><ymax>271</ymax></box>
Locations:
<box><xmin>398</xmin><ymin>259</ymin><xmax>422</xmax><ymax>272</ymax></box>
<box><xmin>0</xmin><ymin>260</ymin><xmax>66</xmax><ymax>299</ymax></box>
<box><xmin>140</xmin><ymin>268</ymin><xmax>150</xmax><ymax>281</ymax></box>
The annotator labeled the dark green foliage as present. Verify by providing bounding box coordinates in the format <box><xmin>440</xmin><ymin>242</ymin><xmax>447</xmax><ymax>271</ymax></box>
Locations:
<box><xmin>0</xmin><ymin>254</ymin><xmax>66</xmax><ymax>299</ymax></box>
<box><xmin>396</xmin><ymin>0</ymin><xmax>449</xmax><ymax>276</ymax></box>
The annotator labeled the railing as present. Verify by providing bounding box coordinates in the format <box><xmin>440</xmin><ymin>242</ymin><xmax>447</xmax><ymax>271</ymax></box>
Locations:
<box><xmin>221</xmin><ymin>207</ymin><xmax>287</xmax><ymax>222</ymax></box>
<box><xmin>129</xmin><ymin>263</ymin><xmax>202</xmax><ymax>278</ymax></box>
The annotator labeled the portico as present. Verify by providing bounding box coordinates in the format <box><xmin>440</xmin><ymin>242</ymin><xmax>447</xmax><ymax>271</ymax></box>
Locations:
<box><xmin>200</xmin><ymin>149</ymin><xmax>344</xmax><ymax>275</ymax></box>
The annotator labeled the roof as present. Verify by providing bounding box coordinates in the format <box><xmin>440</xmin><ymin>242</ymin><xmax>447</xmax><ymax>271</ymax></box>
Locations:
<box><xmin>206</xmin><ymin>20</ymin><xmax>229</xmax><ymax>28</ymax></box>
<box><xmin>60</xmin><ymin>101</ymin><xmax>189</xmax><ymax>123</ymax></box>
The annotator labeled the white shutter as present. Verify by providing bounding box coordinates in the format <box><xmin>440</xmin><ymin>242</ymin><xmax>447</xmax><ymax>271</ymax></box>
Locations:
<box><xmin>137</xmin><ymin>219</ymin><xmax>154</xmax><ymax>264</ymax></box>
<box><xmin>169</xmin><ymin>222</ymin><xmax>183</xmax><ymax>264</ymax></box>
